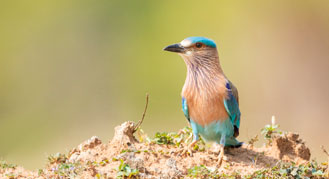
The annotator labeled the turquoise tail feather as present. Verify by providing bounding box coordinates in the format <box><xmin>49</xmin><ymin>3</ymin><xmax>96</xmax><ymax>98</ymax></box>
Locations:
<box><xmin>224</xmin><ymin>136</ymin><xmax>243</xmax><ymax>147</ymax></box>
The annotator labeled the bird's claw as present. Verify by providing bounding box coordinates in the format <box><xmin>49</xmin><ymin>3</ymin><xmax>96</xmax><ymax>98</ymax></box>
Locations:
<box><xmin>181</xmin><ymin>147</ymin><xmax>193</xmax><ymax>157</ymax></box>
<box><xmin>180</xmin><ymin>140</ymin><xmax>198</xmax><ymax>157</ymax></box>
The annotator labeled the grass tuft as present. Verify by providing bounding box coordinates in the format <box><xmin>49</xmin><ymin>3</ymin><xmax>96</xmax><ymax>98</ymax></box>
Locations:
<box><xmin>116</xmin><ymin>159</ymin><xmax>139</xmax><ymax>178</ymax></box>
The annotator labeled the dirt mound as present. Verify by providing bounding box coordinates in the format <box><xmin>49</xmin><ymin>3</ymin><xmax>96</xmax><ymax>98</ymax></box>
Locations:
<box><xmin>269</xmin><ymin>132</ymin><xmax>311</xmax><ymax>162</ymax></box>
<box><xmin>1</xmin><ymin>121</ymin><xmax>327</xmax><ymax>178</ymax></box>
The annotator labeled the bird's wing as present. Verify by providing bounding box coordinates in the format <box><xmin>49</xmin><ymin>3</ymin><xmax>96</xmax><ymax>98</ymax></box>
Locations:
<box><xmin>223</xmin><ymin>81</ymin><xmax>241</xmax><ymax>137</ymax></box>
<box><xmin>182</xmin><ymin>97</ymin><xmax>190</xmax><ymax>122</ymax></box>
<box><xmin>230</xmin><ymin>81</ymin><xmax>239</xmax><ymax>105</ymax></box>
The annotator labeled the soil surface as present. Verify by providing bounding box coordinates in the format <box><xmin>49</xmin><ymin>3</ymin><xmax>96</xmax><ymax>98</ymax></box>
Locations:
<box><xmin>1</xmin><ymin>121</ymin><xmax>325</xmax><ymax>179</ymax></box>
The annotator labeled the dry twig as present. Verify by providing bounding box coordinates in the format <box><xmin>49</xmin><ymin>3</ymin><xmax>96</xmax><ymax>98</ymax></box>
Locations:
<box><xmin>134</xmin><ymin>93</ymin><xmax>149</xmax><ymax>133</ymax></box>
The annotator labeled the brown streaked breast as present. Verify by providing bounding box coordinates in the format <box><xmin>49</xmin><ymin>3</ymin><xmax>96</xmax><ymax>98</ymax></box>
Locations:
<box><xmin>182</xmin><ymin>83</ymin><xmax>229</xmax><ymax>126</ymax></box>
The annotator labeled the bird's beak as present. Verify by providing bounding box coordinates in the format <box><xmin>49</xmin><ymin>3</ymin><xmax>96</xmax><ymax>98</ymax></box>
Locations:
<box><xmin>163</xmin><ymin>43</ymin><xmax>185</xmax><ymax>53</ymax></box>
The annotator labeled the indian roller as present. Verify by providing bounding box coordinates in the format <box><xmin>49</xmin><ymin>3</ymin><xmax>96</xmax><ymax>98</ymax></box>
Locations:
<box><xmin>164</xmin><ymin>37</ymin><xmax>242</xmax><ymax>166</ymax></box>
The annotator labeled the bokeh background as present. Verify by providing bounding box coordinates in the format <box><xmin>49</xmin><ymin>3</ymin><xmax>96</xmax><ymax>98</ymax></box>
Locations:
<box><xmin>1</xmin><ymin>0</ymin><xmax>329</xmax><ymax>170</ymax></box>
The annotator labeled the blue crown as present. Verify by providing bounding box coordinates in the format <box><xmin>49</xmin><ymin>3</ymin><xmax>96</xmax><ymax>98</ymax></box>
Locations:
<box><xmin>185</xmin><ymin>37</ymin><xmax>217</xmax><ymax>48</ymax></box>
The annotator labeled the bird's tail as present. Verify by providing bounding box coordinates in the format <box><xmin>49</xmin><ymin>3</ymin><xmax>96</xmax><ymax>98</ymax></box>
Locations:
<box><xmin>225</xmin><ymin>136</ymin><xmax>243</xmax><ymax>148</ymax></box>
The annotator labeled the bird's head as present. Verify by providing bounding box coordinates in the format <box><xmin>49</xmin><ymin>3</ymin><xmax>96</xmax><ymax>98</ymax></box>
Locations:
<box><xmin>164</xmin><ymin>37</ymin><xmax>219</xmax><ymax>66</ymax></box>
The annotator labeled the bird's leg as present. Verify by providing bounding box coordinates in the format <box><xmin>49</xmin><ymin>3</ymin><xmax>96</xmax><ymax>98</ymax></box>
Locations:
<box><xmin>218</xmin><ymin>144</ymin><xmax>225</xmax><ymax>166</ymax></box>
<box><xmin>217</xmin><ymin>134</ymin><xmax>226</xmax><ymax>167</ymax></box>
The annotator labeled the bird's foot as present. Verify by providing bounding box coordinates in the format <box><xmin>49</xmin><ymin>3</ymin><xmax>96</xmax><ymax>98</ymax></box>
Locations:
<box><xmin>217</xmin><ymin>144</ymin><xmax>225</xmax><ymax>167</ymax></box>
<box><xmin>180</xmin><ymin>140</ymin><xmax>198</xmax><ymax>157</ymax></box>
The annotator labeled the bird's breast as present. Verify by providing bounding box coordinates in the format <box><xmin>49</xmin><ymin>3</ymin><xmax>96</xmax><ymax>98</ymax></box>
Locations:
<box><xmin>182</xmin><ymin>83</ymin><xmax>229</xmax><ymax>126</ymax></box>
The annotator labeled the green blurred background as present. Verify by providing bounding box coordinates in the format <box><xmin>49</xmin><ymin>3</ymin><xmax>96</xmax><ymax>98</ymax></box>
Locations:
<box><xmin>1</xmin><ymin>0</ymin><xmax>329</xmax><ymax>170</ymax></box>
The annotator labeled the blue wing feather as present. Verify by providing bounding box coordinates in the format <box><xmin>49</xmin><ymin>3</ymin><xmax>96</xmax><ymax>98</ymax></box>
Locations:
<box><xmin>223</xmin><ymin>82</ymin><xmax>241</xmax><ymax>129</ymax></box>
<box><xmin>182</xmin><ymin>97</ymin><xmax>190</xmax><ymax>122</ymax></box>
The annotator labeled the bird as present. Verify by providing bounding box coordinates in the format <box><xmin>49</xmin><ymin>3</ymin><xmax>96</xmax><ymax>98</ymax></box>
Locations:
<box><xmin>164</xmin><ymin>37</ymin><xmax>242</xmax><ymax>166</ymax></box>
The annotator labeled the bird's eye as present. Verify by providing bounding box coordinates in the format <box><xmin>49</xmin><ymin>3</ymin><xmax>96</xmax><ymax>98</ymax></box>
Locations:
<box><xmin>195</xmin><ymin>43</ymin><xmax>203</xmax><ymax>48</ymax></box>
